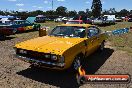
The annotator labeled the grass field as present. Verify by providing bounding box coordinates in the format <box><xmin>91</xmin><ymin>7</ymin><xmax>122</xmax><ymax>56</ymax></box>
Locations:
<box><xmin>40</xmin><ymin>21</ymin><xmax>132</xmax><ymax>55</ymax></box>
<box><xmin>110</xmin><ymin>32</ymin><xmax>132</xmax><ymax>54</ymax></box>
<box><xmin>99</xmin><ymin>22</ymin><xmax>132</xmax><ymax>55</ymax></box>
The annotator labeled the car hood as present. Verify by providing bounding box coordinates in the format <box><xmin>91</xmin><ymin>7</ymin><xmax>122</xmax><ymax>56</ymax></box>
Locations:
<box><xmin>15</xmin><ymin>36</ymin><xmax>86</xmax><ymax>55</ymax></box>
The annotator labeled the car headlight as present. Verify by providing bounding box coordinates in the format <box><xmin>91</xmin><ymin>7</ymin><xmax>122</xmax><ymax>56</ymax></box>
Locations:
<box><xmin>51</xmin><ymin>55</ymin><xmax>58</xmax><ymax>61</ymax></box>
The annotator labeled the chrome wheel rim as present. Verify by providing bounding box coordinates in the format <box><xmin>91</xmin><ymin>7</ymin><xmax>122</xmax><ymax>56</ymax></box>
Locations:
<box><xmin>73</xmin><ymin>57</ymin><xmax>81</xmax><ymax>70</ymax></box>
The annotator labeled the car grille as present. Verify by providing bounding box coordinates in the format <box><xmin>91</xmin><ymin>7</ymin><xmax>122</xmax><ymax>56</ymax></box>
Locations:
<box><xmin>16</xmin><ymin>48</ymin><xmax>57</xmax><ymax>63</ymax></box>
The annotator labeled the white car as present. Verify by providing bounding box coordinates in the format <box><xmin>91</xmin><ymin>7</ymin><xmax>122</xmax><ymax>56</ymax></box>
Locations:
<box><xmin>54</xmin><ymin>17</ymin><xmax>63</xmax><ymax>22</ymax></box>
<box><xmin>92</xmin><ymin>18</ymin><xmax>106</xmax><ymax>25</ymax></box>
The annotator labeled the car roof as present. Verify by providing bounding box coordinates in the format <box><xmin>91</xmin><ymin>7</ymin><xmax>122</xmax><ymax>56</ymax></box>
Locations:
<box><xmin>59</xmin><ymin>24</ymin><xmax>93</xmax><ymax>28</ymax></box>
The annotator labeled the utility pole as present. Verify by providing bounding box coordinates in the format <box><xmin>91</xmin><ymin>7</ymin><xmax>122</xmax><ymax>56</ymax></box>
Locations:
<box><xmin>52</xmin><ymin>0</ymin><xmax>53</xmax><ymax>10</ymax></box>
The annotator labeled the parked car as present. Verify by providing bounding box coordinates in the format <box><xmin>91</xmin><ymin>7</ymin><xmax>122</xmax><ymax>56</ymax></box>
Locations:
<box><xmin>62</xmin><ymin>17</ymin><xmax>69</xmax><ymax>23</ymax></box>
<box><xmin>105</xmin><ymin>17</ymin><xmax>115</xmax><ymax>24</ymax></box>
<box><xmin>35</xmin><ymin>15</ymin><xmax>46</xmax><ymax>23</ymax></box>
<box><xmin>92</xmin><ymin>17</ymin><xmax>106</xmax><ymax>25</ymax></box>
<box><xmin>85</xmin><ymin>18</ymin><xmax>92</xmax><ymax>24</ymax></box>
<box><xmin>0</xmin><ymin>24</ymin><xmax>17</xmax><ymax>37</ymax></box>
<box><xmin>128</xmin><ymin>18</ymin><xmax>132</xmax><ymax>22</ymax></box>
<box><xmin>14</xmin><ymin>24</ymin><xmax>107</xmax><ymax>71</ymax></box>
<box><xmin>54</xmin><ymin>16</ymin><xmax>63</xmax><ymax>22</ymax></box>
<box><xmin>0</xmin><ymin>18</ymin><xmax>12</xmax><ymax>24</ymax></box>
<box><xmin>0</xmin><ymin>19</ymin><xmax>41</xmax><ymax>37</ymax></box>
<box><xmin>66</xmin><ymin>20</ymin><xmax>83</xmax><ymax>24</ymax></box>
<box><xmin>14</xmin><ymin>20</ymin><xmax>40</xmax><ymax>31</ymax></box>
<box><xmin>115</xmin><ymin>17</ymin><xmax>123</xmax><ymax>22</ymax></box>
<box><xmin>104</xmin><ymin>15</ymin><xmax>116</xmax><ymax>24</ymax></box>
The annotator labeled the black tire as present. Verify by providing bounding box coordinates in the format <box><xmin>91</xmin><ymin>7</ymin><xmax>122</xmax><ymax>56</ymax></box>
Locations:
<box><xmin>99</xmin><ymin>41</ymin><xmax>105</xmax><ymax>51</ymax></box>
<box><xmin>29</xmin><ymin>64</ymin><xmax>39</xmax><ymax>69</ymax></box>
<box><xmin>0</xmin><ymin>34</ymin><xmax>5</xmax><ymax>40</ymax></box>
<box><xmin>13</xmin><ymin>28</ymin><xmax>17</xmax><ymax>34</ymax></box>
<box><xmin>71</xmin><ymin>55</ymin><xmax>83</xmax><ymax>72</ymax></box>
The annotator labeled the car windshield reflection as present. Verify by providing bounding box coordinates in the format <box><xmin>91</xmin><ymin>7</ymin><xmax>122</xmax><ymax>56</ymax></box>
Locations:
<box><xmin>50</xmin><ymin>26</ymin><xmax>86</xmax><ymax>38</ymax></box>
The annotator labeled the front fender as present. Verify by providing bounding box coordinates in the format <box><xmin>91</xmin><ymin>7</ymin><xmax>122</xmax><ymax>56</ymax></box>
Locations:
<box><xmin>62</xmin><ymin>41</ymin><xmax>86</xmax><ymax>69</ymax></box>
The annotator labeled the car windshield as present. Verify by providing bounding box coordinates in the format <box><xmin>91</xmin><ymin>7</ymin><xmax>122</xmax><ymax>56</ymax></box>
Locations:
<box><xmin>50</xmin><ymin>26</ymin><xmax>86</xmax><ymax>38</ymax></box>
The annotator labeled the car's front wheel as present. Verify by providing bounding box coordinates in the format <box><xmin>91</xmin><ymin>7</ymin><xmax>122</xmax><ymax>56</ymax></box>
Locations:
<box><xmin>71</xmin><ymin>55</ymin><xmax>83</xmax><ymax>72</ymax></box>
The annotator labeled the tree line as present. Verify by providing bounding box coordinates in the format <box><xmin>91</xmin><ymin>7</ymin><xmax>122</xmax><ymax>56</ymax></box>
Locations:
<box><xmin>0</xmin><ymin>7</ymin><xmax>131</xmax><ymax>18</ymax></box>
<box><xmin>0</xmin><ymin>0</ymin><xmax>132</xmax><ymax>19</ymax></box>
<box><xmin>0</xmin><ymin>8</ymin><xmax>131</xmax><ymax>17</ymax></box>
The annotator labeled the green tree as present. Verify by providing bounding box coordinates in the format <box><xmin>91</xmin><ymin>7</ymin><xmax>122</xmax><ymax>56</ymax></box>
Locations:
<box><xmin>118</xmin><ymin>9</ymin><xmax>129</xmax><ymax>17</ymax></box>
<box><xmin>86</xmin><ymin>9</ymin><xmax>92</xmax><ymax>17</ymax></box>
<box><xmin>91</xmin><ymin>0</ymin><xmax>102</xmax><ymax>17</ymax></box>
<box><xmin>45</xmin><ymin>10</ymin><xmax>55</xmax><ymax>16</ymax></box>
<box><xmin>56</xmin><ymin>6</ymin><xmax>67</xmax><ymax>16</ymax></box>
<box><xmin>68</xmin><ymin>10</ymin><xmax>77</xmax><ymax>17</ymax></box>
<box><xmin>78</xmin><ymin>11</ymin><xmax>86</xmax><ymax>16</ymax></box>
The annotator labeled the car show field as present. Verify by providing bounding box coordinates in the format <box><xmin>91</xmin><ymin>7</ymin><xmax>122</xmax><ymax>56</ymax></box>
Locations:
<box><xmin>0</xmin><ymin>22</ymin><xmax>132</xmax><ymax>88</ymax></box>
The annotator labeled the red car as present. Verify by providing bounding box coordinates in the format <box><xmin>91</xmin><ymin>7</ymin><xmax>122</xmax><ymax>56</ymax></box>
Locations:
<box><xmin>0</xmin><ymin>24</ymin><xmax>17</xmax><ymax>36</ymax></box>
<box><xmin>66</xmin><ymin>20</ymin><xmax>83</xmax><ymax>24</ymax></box>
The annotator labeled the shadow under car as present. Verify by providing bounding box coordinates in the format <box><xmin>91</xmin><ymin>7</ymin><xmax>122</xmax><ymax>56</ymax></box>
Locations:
<box><xmin>16</xmin><ymin>48</ymin><xmax>114</xmax><ymax>88</ymax></box>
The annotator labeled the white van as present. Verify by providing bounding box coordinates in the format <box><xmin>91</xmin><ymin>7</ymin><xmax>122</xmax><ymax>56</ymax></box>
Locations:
<box><xmin>104</xmin><ymin>15</ymin><xmax>116</xmax><ymax>24</ymax></box>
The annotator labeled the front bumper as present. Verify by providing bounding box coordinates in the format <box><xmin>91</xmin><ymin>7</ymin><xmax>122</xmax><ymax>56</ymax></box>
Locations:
<box><xmin>16</xmin><ymin>55</ymin><xmax>65</xmax><ymax>69</ymax></box>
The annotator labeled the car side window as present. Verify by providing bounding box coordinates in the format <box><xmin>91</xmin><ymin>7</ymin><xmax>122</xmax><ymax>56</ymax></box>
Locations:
<box><xmin>87</xmin><ymin>27</ymin><xmax>100</xmax><ymax>37</ymax></box>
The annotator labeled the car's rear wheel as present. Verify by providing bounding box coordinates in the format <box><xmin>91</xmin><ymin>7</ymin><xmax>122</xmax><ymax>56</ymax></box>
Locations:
<box><xmin>13</xmin><ymin>28</ymin><xmax>17</xmax><ymax>34</ymax></box>
<box><xmin>0</xmin><ymin>34</ymin><xmax>5</xmax><ymax>39</ymax></box>
<box><xmin>30</xmin><ymin>64</ymin><xmax>39</xmax><ymax>69</ymax></box>
<box><xmin>99</xmin><ymin>41</ymin><xmax>105</xmax><ymax>51</ymax></box>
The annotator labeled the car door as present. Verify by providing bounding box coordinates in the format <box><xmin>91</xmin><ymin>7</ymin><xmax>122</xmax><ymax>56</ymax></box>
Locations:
<box><xmin>85</xmin><ymin>27</ymin><xmax>100</xmax><ymax>56</ymax></box>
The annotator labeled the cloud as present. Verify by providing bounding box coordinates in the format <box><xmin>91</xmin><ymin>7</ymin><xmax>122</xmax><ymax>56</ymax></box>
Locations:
<box><xmin>86</xmin><ymin>1</ymin><xmax>90</xmax><ymax>4</ymax></box>
<box><xmin>38</xmin><ymin>7</ymin><xmax>43</xmax><ymax>9</ymax></box>
<box><xmin>32</xmin><ymin>6</ymin><xmax>37</xmax><ymax>8</ymax></box>
<box><xmin>8</xmin><ymin>0</ymin><xmax>17</xmax><ymax>2</ymax></box>
<box><xmin>32</xmin><ymin>6</ymin><xmax>43</xmax><ymax>9</ymax></box>
<box><xmin>47</xmin><ymin>7</ymin><xmax>52</xmax><ymax>9</ymax></box>
<box><xmin>57</xmin><ymin>0</ymin><xmax>65</xmax><ymax>2</ymax></box>
<box><xmin>44</xmin><ymin>0</ymin><xmax>48</xmax><ymax>4</ymax></box>
<box><xmin>16</xmin><ymin>3</ymin><xmax>24</xmax><ymax>6</ymax></box>
<box><xmin>102</xmin><ymin>1</ymin><xmax>105</xmax><ymax>4</ymax></box>
<box><xmin>18</xmin><ymin>9</ymin><xmax>24</xmax><ymax>11</ymax></box>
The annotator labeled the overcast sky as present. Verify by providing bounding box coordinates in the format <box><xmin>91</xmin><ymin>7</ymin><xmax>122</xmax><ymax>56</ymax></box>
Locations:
<box><xmin>0</xmin><ymin>0</ymin><xmax>131</xmax><ymax>12</ymax></box>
